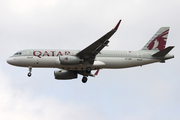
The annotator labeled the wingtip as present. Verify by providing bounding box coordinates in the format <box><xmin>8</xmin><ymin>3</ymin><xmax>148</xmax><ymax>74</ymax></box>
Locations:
<box><xmin>114</xmin><ymin>20</ymin><xmax>121</xmax><ymax>30</ymax></box>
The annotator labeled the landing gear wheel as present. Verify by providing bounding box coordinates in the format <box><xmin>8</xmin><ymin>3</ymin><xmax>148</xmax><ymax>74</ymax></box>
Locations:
<box><xmin>28</xmin><ymin>72</ymin><xmax>32</xmax><ymax>77</ymax></box>
<box><xmin>82</xmin><ymin>77</ymin><xmax>87</xmax><ymax>83</ymax></box>
<box><xmin>86</xmin><ymin>67</ymin><xmax>91</xmax><ymax>73</ymax></box>
<box><xmin>28</xmin><ymin>66</ymin><xmax>32</xmax><ymax>77</ymax></box>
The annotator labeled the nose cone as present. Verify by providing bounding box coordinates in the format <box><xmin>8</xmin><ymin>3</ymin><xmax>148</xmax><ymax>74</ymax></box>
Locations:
<box><xmin>7</xmin><ymin>57</ymin><xmax>21</xmax><ymax>66</ymax></box>
<box><xmin>7</xmin><ymin>57</ymin><xmax>13</xmax><ymax>65</ymax></box>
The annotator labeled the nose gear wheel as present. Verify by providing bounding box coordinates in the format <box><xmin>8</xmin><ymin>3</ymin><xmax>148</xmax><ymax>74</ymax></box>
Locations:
<box><xmin>28</xmin><ymin>66</ymin><xmax>32</xmax><ymax>77</ymax></box>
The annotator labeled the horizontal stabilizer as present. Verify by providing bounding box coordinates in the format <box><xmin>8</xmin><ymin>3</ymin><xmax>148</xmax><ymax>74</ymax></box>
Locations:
<box><xmin>152</xmin><ymin>46</ymin><xmax>174</xmax><ymax>57</ymax></box>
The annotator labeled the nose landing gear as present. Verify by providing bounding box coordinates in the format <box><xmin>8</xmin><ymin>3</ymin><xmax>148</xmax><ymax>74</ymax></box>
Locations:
<box><xmin>28</xmin><ymin>72</ymin><xmax>32</xmax><ymax>77</ymax></box>
<box><xmin>28</xmin><ymin>66</ymin><xmax>32</xmax><ymax>77</ymax></box>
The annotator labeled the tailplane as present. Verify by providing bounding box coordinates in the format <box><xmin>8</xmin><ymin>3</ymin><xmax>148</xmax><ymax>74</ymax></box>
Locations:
<box><xmin>142</xmin><ymin>27</ymin><xmax>170</xmax><ymax>51</ymax></box>
<box><xmin>152</xmin><ymin>46</ymin><xmax>174</xmax><ymax>57</ymax></box>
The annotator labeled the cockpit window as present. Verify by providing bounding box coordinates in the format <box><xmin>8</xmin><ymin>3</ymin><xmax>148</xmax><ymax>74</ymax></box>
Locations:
<box><xmin>14</xmin><ymin>52</ymin><xmax>22</xmax><ymax>56</ymax></box>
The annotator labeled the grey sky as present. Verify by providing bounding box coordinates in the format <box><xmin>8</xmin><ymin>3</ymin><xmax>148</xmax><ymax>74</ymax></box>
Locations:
<box><xmin>0</xmin><ymin>0</ymin><xmax>180</xmax><ymax>120</ymax></box>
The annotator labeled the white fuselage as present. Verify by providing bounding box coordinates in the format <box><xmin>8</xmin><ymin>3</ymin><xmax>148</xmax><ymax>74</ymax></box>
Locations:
<box><xmin>7</xmin><ymin>49</ymin><xmax>173</xmax><ymax>71</ymax></box>
<box><xmin>6</xmin><ymin>21</ymin><xmax>175</xmax><ymax>82</ymax></box>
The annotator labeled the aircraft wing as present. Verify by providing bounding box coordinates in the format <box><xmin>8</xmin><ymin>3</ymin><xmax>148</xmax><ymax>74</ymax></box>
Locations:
<box><xmin>76</xmin><ymin>20</ymin><xmax>121</xmax><ymax>64</ymax></box>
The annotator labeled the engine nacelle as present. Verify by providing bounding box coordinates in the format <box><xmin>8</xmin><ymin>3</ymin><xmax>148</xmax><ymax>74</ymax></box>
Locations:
<box><xmin>54</xmin><ymin>70</ymin><xmax>77</xmax><ymax>80</ymax></box>
<box><xmin>59</xmin><ymin>56</ymin><xmax>83</xmax><ymax>65</ymax></box>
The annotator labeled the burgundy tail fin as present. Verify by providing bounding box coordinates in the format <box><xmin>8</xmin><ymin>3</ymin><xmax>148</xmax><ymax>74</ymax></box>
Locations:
<box><xmin>142</xmin><ymin>27</ymin><xmax>170</xmax><ymax>51</ymax></box>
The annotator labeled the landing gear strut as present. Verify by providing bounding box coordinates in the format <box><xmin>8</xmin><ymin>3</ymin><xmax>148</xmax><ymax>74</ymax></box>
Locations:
<box><xmin>82</xmin><ymin>76</ymin><xmax>87</xmax><ymax>83</ymax></box>
<box><xmin>27</xmin><ymin>66</ymin><xmax>32</xmax><ymax>77</ymax></box>
<box><xmin>82</xmin><ymin>67</ymin><xmax>91</xmax><ymax>83</ymax></box>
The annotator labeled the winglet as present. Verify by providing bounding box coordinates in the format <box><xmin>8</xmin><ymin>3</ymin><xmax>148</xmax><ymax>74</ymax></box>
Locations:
<box><xmin>94</xmin><ymin>69</ymin><xmax>100</xmax><ymax>76</ymax></box>
<box><xmin>114</xmin><ymin>20</ymin><xmax>121</xmax><ymax>30</ymax></box>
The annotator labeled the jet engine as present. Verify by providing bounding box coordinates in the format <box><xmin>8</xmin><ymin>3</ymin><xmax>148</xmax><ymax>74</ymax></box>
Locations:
<box><xmin>54</xmin><ymin>70</ymin><xmax>77</xmax><ymax>80</ymax></box>
<box><xmin>59</xmin><ymin>56</ymin><xmax>83</xmax><ymax>65</ymax></box>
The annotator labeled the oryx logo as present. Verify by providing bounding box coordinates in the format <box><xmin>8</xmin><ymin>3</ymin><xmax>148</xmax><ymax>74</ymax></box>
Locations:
<box><xmin>147</xmin><ymin>29</ymin><xmax>169</xmax><ymax>51</ymax></box>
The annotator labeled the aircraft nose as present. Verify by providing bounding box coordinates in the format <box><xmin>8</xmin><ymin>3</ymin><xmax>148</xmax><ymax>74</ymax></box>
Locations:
<box><xmin>7</xmin><ymin>57</ymin><xmax>13</xmax><ymax>65</ymax></box>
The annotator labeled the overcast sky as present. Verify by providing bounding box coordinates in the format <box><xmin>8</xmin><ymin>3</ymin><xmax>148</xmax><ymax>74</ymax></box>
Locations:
<box><xmin>0</xmin><ymin>0</ymin><xmax>180</xmax><ymax>120</ymax></box>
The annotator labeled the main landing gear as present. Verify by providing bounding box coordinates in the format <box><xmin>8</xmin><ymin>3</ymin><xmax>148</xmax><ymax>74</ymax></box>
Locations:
<box><xmin>86</xmin><ymin>67</ymin><xmax>91</xmax><ymax>73</ymax></box>
<box><xmin>27</xmin><ymin>66</ymin><xmax>32</xmax><ymax>77</ymax></box>
<box><xmin>82</xmin><ymin>67</ymin><xmax>92</xmax><ymax>83</ymax></box>
<box><xmin>82</xmin><ymin>76</ymin><xmax>87</xmax><ymax>83</ymax></box>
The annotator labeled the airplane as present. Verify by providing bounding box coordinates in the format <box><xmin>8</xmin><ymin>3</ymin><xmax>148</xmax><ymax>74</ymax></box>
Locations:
<box><xmin>7</xmin><ymin>20</ymin><xmax>174</xmax><ymax>83</ymax></box>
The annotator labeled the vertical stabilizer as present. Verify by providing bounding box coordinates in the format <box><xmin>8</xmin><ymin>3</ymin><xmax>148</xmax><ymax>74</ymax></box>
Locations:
<box><xmin>142</xmin><ymin>27</ymin><xmax>170</xmax><ymax>51</ymax></box>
